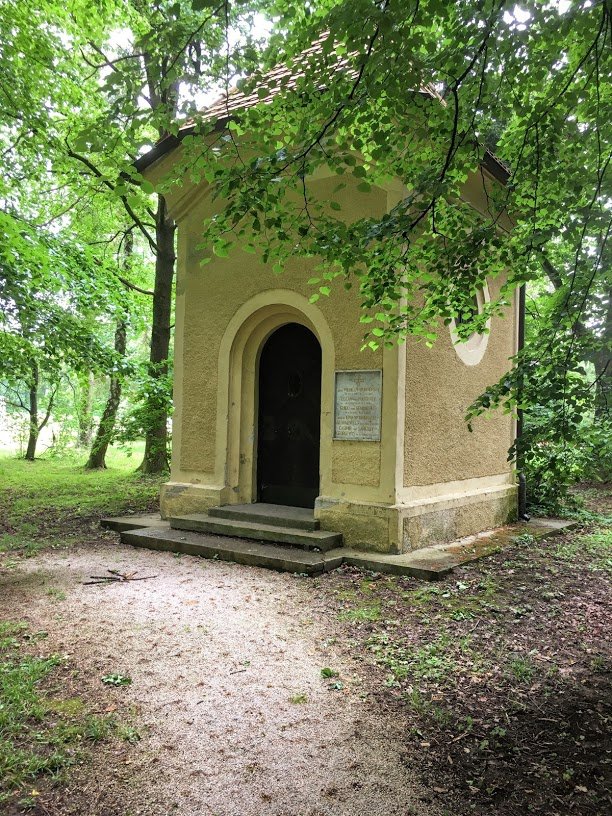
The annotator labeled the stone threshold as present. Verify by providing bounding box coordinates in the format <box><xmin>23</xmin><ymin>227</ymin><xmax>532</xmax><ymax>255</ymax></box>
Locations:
<box><xmin>101</xmin><ymin>514</ymin><xmax>577</xmax><ymax>581</ymax></box>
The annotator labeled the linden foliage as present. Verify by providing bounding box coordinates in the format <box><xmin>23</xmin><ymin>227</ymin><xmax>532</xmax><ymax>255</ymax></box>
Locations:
<box><xmin>1</xmin><ymin>0</ymin><xmax>610</xmax><ymax>496</ymax></box>
<box><xmin>170</xmin><ymin>0</ymin><xmax>610</xmax><ymax>501</ymax></box>
<box><xmin>177</xmin><ymin>1</ymin><xmax>608</xmax><ymax>338</ymax></box>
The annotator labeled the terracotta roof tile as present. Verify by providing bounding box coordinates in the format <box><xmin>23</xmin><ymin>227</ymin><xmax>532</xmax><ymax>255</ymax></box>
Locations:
<box><xmin>135</xmin><ymin>39</ymin><xmax>508</xmax><ymax>183</ymax></box>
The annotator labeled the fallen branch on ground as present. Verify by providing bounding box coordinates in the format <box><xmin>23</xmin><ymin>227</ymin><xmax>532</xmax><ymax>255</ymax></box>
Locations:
<box><xmin>83</xmin><ymin>569</ymin><xmax>157</xmax><ymax>585</ymax></box>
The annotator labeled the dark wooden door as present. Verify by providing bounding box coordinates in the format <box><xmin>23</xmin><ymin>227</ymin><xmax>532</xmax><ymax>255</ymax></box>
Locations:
<box><xmin>257</xmin><ymin>323</ymin><xmax>321</xmax><ymax>508</ymax></box>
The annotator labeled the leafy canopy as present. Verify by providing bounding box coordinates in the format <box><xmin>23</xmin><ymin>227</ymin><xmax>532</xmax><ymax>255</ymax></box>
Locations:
<box><xmin>180</xmin><ymin>0</ymin><xmax>608</xmax><ymax>337</ymax></box>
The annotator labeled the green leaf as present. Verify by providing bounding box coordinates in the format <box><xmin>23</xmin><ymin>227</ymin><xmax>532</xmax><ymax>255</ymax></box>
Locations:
<box><xmin>191</xmin><ymin>0</ymin><xmax>218</xmax><ymax>10</ymax></box>
<box><xmin>101</xmin><ymin>674</ymin><xmax>132</xmax><ymax>686</ymax></box>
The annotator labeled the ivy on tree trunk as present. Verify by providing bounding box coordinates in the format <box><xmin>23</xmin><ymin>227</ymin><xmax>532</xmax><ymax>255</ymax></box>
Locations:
<box><xmin>24</xmin><ymin>362</ymin><xmax>39</xmax><ymax>462</ymax></box>
<box><xmin>77</xmin><ymin>371</ymin><xmax>95</xmax><ymax>447</ymax></box>
<box><xmin>24</xmin><ymin>361</ymin><xmax>57</xmax><ymax>461</ymax></box>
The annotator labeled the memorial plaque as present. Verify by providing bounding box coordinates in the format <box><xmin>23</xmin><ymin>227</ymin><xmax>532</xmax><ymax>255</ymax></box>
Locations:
<box><xmin>334</xmin><ymin>370</ymin><xmax>382</xmax><ymax>441</ymax></box>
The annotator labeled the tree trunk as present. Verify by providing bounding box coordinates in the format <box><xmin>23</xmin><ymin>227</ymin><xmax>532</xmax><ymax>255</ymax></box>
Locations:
<box><xmin>24</xmin><ymin>360</ymin><xmax>39</xmax><ymax>461</ymax></box>
<box><xmin>593</xmin><ymin>282</ymin><xmax>611</xmax><ymax>421</ymax></box>
<box><xmin>86</xmin><ymin>319</ymin><xmax>127</xmax><ymax>469</ymax></box>
<box><xmin>77</xmin><ymin>371</ymin><xmax>95</xmax><ymax>446</ymax></box>
<box><xmin>138</xmin><ymin>194</ymin><xmax>175</xmax><ymax>474</ymax></box>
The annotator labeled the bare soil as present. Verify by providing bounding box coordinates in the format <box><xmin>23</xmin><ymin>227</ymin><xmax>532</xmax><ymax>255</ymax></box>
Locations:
<box><xmin>309</xmin><ymin>486</ymin><xmax>612</xmax><ymax>816</ymax></box>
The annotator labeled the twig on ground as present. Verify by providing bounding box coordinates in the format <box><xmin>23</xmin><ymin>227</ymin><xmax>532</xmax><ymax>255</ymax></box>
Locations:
<box><xmin>83</xmin><ymin>569</ymin><xmax>157</xmax><ymax>585</ymax></box>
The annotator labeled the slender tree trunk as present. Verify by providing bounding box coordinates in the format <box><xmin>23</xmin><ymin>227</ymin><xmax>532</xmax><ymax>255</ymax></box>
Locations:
<box><xmin>138</xmin><ymin>195</ymin><xmax>175</xmax><ymax>474</ymax></box>
<box><xmin>86</xmin><ymin>320</ymin><xmax>127</xmax><ymax>469</ymax></box>
<box><xmin>593</xmin><ymin>283</ymin><xmax>611</xmax><ymax>421</ymax></box>
<box><xmin>77</xmin><ymin>371</ymin><xmax>95</xmax><ymax>446</ymax></box>
<box><xmin>24</xmin><ymin>360</ymin><xmax>39</xmax><ymax>461</ymax></box>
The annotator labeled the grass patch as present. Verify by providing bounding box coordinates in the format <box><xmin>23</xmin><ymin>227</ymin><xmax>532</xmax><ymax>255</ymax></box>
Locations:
<box><xmin>553</xmin><ymin>527</ymin><xmax>612</xmax><ymax>574</ymax></box>
<box><xmin>366</xmin><ymin>633</ymin><xmax>471</xmax><ymax>685</ymax></box>
<box><xmin>338</xmin><ymin>602</ymin><xmax>381</xmax><ymax>622</ymax></box>
<box><xmin>46</xmin><ymin>588</ymin><xmax>66</xmax><ymax>602</ymax></box>
<box><xmin>0</xmin><ymin>446</ymin><xmax>162</xmax><ymax>557</ymax></box>
<box><xmin>0</xmin><ymin>621</ymin><xmax>115</xmax><ymax>808</ymax></box>
<box><xmin>404</xmin><ymin>688</ymin><xmax>453</xmax><ymax>725</ymax></box>
<box><xmin>403</xmin><ymin>577</ymin><xmax>500</xmax><ymax>620</ymax></box>
<box><xmin>116</xmin><ymin>724</ymin><xmax>142</xmax><ymax>744</ymax></box>
<box><xmin>508</xmin><ymin>655</ymin><xmax>537</xmax><ymax>683</ymax></box>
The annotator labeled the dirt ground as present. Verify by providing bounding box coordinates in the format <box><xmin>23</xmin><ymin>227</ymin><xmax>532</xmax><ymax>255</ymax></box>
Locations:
<box><xmin>0</xmin><ymin>534</ymin><xmax>440</xmax><ymax>816</ymax></box>
<box><xmin>0</xmin><ymin>484</ymin><xmax>610</xmax><ymax>816</ymax></box>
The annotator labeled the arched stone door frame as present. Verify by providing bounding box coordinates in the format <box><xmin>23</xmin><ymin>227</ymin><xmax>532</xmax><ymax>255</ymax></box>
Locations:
<box><xmin>217</xmin><ymin>290</ymin><xmax>335</xmax><ymax>505</ymax></box>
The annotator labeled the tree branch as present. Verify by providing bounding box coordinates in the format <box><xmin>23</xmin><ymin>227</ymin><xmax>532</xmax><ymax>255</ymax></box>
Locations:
<box><xmin>66</xmin><ymin>145</ymin><xmax>159</xmax><ymax>254</ymax></box>
<box><xmin>162</xmin><ymin>2</ymin><xmax>226</xmax><ymax>82</ymax></box>
<box><xmin>117</xmin><ymin>274</ymin><xmax>154</xmax><ymax>296</ymax></box>
<box><xmin>37</xmin><ymin>383</ymin><xmax>59</xmax><ymax>432</ymax></box>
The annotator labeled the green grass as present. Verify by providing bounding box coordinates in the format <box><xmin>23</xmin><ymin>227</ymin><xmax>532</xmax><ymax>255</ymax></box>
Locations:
<box><xmin>338</xmin><ymin>601</ymin><xmax>381</xmax><ymax>622</ymax></box>
<box><xmin>0</xmin><ymin>622</ymin><xmax>116</xmax><ymax>808</ymax></box>
<box><xmin>401</xmin><ymin>577</ymin><xmax>501</xmax><ymax>621</ymax></box>
<box><xmin>46</xmin><ymin>588</ymin><xmax>66</xmax><ymax>602</ymax></box>
<box><xmin>0</xmin><ymin>445</ymin><xmax>162</xmax><ymax>556</ymax></box>
<box><xmin>367</xmin><ymin>632</ymin><xmax>467</xmax><ymax>684</ymax></box>
<box><xmin>553</xmin><ymin>527</ymin><xmax>612</xmax><ymax>574</ymax></box>
<box><xmin>508</xmin><ymin>656</ymin><xmax>537</xmax><ymax>683</ymax></box>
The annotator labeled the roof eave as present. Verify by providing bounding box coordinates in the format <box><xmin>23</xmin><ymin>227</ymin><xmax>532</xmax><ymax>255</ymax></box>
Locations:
<box><xmin>134</xmin><ymin>113</ymin><xmax>511</xmax><ymax>186</ymax></box>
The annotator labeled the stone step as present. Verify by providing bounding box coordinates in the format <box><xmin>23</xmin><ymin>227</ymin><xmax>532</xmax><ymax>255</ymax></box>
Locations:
<box><xmin>107</xmin><ymin>513</ymin><xmax>578</xmax><ymax>582</ymax></box>
<box><xmin>209</xmin><ymin>503</ymin><xmax>319</xmax><ymax>531</ymax></box>
<box><xmin>169</xmin><ymin>514</ymin><xmax>342</xmax><ymax>552</ymax></box>
<box><xmin>120</xmin><ymin>527</ymin><xmax>343</xmax><ymax>576</ymax></box>
<box><xmin>101</xmin><ymin>513</ymin><xmax>169</xmax><ymax>533</ymax></box>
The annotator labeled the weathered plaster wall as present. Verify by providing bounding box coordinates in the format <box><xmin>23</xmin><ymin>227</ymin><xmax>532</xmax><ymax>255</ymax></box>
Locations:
<box><xmin>170</xmin><ymin>173</ymin><xmax>397</xmax><ymax>511</ymax></box>
<box><xmin>403</xmin><ymin>273</ymin><xmax>517</xmax><ymax>487</ymax></box>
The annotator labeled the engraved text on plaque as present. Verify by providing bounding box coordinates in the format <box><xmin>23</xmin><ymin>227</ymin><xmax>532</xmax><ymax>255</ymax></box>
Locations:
<box><xmin>334</xmin><ymin>370</ymin><xmax>382</xmax><ymax>441</ymax></box>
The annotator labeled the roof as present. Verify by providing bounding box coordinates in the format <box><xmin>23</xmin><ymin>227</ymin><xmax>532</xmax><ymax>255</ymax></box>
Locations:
<box><xmin>135</xmin><ymin>41</ymin><xmax>510</xmax><ymax>185</ymax></box>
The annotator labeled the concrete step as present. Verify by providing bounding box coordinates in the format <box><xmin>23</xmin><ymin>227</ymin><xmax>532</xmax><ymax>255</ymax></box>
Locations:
<box><xmin>101</xmin><ymin>513</ymin><xmax>169</xmax><ymax>533</ymax></box>
<box><xmin>169</xmin><ymin>514</ymin><xmax>342</xmax><ymax>552</ymax></box>
<box><xmin>120</xmin><ymin>527</ymin><xmax>343</xmax><ymax>576</ymax></box>
<box><xmin>209</xmin><ymin>503</ymin><xmax>319</xmax><ymax>531</ymax></box>
<box><xmin>107</xmin><ymin>513</ymin><xmax>578</xmax><ymax>582</ymax></box>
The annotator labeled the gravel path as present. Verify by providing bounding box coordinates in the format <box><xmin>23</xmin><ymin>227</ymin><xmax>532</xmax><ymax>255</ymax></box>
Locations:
<box><xmin>0</xmin><ymin>539</ymin><xmax>438</xmax><ymax>816</ymax></box>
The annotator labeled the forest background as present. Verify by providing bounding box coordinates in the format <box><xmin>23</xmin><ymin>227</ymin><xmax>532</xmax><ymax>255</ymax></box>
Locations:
<box><xmin>0</xmin><ymin>0</ymin><xmax>610</xmax><ymax>513</ymax></box>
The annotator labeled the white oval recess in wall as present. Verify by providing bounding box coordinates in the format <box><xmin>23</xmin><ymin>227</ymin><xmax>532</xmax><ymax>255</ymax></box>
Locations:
<box><xmin>450</xmin><ymin>281</ymin><xmax>491</xmax><ymax>366</ymax></box>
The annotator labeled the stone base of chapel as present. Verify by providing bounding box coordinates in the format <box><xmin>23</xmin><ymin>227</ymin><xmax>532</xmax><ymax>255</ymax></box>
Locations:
<box><xmin>160</xmin><ymin>481</ymin><xmax>233</xmax><ymax>518</ymax></box>
<box><xmin>160</xmin><ymin>480</ymin><xmax>518</xmax><ymax>555</ymax></box>
<box><xmin>316</xmin><ymin>484</ymin><xmax>517</xmax><ymax>554</ymax></box>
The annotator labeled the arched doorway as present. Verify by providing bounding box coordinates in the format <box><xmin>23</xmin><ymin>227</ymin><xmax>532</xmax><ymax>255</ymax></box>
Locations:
<box><xmin>257</xmin><ymin>323</ymin><xmax>322</xmax><ymax>508</ymax></box>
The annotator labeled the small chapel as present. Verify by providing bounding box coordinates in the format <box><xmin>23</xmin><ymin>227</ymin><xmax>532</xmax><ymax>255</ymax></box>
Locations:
<box><xmin>135</xmin><ymin>90</ymin><xmax>519</xmax><ymax>558</ymax></box>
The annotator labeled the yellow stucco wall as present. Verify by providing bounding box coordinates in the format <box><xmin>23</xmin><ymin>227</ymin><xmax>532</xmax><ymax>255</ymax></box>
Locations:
<box><xmin>169</xmin><ymin>173</ymin><xmax>399</xmax><ymax>512</ymax></box>
<box><xmin>403</xmin><ymin>274</ymin><xmax>516</xmax><ymax>488</ymax></box>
